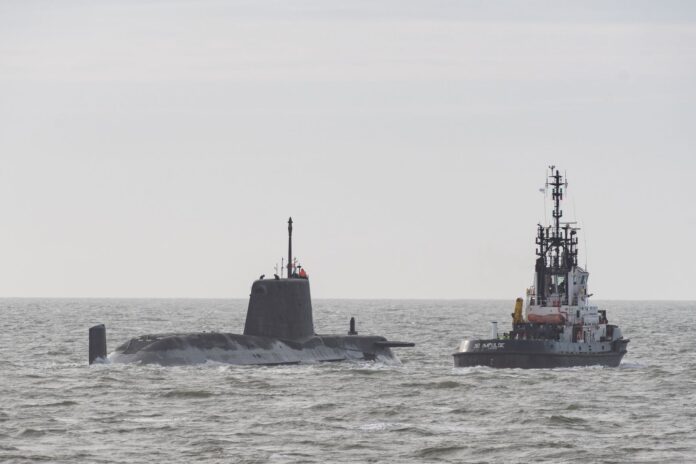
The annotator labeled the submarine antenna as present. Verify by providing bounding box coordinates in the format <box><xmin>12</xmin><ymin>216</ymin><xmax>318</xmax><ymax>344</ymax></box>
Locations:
<box><xmin>287</xmin><ymin>217</ymin><xmax>293</xmax><ymax>278</ymax></box>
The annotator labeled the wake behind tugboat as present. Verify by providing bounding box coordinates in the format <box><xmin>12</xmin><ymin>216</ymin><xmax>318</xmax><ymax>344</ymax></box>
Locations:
<box><xmin>453</xmin><ymin>166</ymin><xmax>629</xmax><ymax>368</ymax></box>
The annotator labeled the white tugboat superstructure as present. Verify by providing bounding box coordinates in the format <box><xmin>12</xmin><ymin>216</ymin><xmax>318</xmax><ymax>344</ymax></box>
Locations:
<box><xmin>453</xmin><ymin>167</ymin><xmax>629</xmax><ymax>368</ymax></box>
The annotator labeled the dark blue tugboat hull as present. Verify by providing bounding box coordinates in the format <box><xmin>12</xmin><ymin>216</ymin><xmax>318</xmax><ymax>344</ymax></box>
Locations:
<box><xmin>453</xmin><ymin>339</ymin><xmax>629</xmax><ymax>369</ymax></box>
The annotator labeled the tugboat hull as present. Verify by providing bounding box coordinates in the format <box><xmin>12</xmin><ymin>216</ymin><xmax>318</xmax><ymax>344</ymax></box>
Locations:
<box><xmin>453</xmin><ymin>339</ymin><xmax>629</xmax><ymax>369</ymax></box>
<box><xmin>454</xmin><ymin>350</ymin><xmax>625</xmax><ymax>368</ymax></box>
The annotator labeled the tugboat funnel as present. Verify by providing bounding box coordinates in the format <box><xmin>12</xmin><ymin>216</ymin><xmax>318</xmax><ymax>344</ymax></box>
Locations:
<box><xmin>490</xmin><ymin>321</ymin><xmax>498</xmax><ymax>340</ymax></box>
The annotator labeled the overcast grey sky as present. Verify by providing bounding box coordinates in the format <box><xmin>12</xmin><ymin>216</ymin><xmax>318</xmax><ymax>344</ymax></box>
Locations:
<box><xmin>1</xmin><ymin>1</ymin><xmax>695</xmax><ymax>299</ymax></box>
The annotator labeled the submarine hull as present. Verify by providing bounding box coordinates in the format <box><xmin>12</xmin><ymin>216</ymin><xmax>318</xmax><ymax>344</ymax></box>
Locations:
<box><xmin>90</xmin><ymin>220</ymin><xmax>414</xmax><ymax>366</ymax></box>
<box><xmin>110</xmin><ymin>332</ymin><xmax>398</xmax><ymax>366</ymax></box>
<box><xmin>453</xmin><ymin>339</ymin><xmax>629</xmax><ymax>369</ymax></box>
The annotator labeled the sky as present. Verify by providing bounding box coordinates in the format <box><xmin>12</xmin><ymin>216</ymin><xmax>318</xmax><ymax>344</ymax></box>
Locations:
<box><xmin>1</xmin><ymin>0</ymin><xmax>695</xmax><ymax>299</ymax></box>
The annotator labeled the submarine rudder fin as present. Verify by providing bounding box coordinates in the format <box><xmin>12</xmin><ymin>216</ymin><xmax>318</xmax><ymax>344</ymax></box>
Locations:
<box><xmin>89</xmin><ymin>324</ymin><xmax>107</xmax><ymax>364</ymax></box>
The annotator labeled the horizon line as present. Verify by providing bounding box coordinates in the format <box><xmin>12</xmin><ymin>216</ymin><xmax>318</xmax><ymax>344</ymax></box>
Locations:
<box><xmin>0</xmin><ymin>295</ymin><xmax>694</xmax><ymax>303</ymax></box>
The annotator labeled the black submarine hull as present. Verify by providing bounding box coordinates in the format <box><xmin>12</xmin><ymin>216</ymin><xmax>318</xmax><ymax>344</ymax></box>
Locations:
<box><xmin>110</xmin><ymin>332</ymin><xmax>400</xmax><ymax>366</ymax></box>
<box><xmin>453</xmin><ymin>339</ymin><xmax>629</xmax><ymax>369</ymax></box>
<box><xmin>89</xmin><ymin>219</ymin><xmax>414</xmax><ymax>366</ymax></box>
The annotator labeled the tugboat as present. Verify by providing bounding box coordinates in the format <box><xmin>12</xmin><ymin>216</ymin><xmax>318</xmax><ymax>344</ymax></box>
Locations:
<box><xmin>453</xmin><ymin>167</ymin><xmax>629</xmax><ymax>368</ymax></box>
<box><xmin>89</xmin><ymin>218</ymin><xmax>413</xmax><ymax>366</ymax></box>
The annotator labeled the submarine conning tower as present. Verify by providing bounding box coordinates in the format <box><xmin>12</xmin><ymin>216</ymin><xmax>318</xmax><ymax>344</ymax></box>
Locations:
<box><xmin>244</xmin><ymin>279</ymin><xmax>315</xmax><ymax>339</ymax></box>
<box><xmin>243</xmin><ymin>217</ymin><xmax>315</xmax><ymax>340</ymax></box>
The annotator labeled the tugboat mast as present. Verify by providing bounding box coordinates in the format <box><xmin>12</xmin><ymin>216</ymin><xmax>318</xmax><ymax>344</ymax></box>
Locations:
<box><xmin>550</xmin><ymin>167</ymin><xmax>563</xmax><ymax>270</ymax></box>
<box><xmin>550</xmin><ymin>167</ymin><xmax>563</xmax><ymax>240</ymax></box>
<box><xmin>535</xmin><ymin>167</ymin><xmax>578</xmax><ymax>305</ymax></box>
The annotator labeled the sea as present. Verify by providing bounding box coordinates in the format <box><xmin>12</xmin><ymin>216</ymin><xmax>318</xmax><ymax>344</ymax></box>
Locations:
<box><xmin>0</xmin><ymin>298</ymin><xmax>694</xmax><ymax>463</ymax></box>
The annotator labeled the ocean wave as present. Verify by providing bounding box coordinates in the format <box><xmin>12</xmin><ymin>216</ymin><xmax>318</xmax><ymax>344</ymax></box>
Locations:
<box><xmin>357</xmin><ymin>422</ymin><xmax>399</xmax><ymax>432</ymax></box>
<box><xmin>548</xmin><ymin>415</ymin><xmax>588</xmax><ymax>426</ymax></box>
<box><xmin>20</xmin><ymin>400</ymin><xmax>78</xmax><ymax>408</ymax></box>
<box><xmin>415</xmin><ymin>445</ymin><xmax>468</xmax><ymax>458</ymax></box>
<box><xmin>161</xmin><ymin>389</ymin><xmax>215</xmax><ymax>399</ymax></box>
<box><xmin>2</xmin><ymin>298</ymin><xmax>693</xmax><ymax>463</ymax></box>
<box><xmin>17</xmin><ymin>428</ymin><xmax>48</xmax><ymax>437</ymax></box>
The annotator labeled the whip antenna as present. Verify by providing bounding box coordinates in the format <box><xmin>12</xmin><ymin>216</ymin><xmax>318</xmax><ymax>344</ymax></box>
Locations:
<box><xmin>287</xmin><ymin>217</ymin><xmax>293</xmax><ymax>278</ymax></box>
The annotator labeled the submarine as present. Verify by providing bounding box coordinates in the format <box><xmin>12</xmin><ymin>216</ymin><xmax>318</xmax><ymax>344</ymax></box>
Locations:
<box><xmin>89</xmin><ymin>217</ymin><xmax>414</xmax><ymax>366</ymax></box>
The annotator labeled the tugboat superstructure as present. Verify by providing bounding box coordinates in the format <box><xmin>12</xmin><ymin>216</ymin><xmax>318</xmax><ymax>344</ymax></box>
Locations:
<box><xmin>453</xmin><ymin>167</ymin><xmax>629</xmax><ymax>368</ymax></box>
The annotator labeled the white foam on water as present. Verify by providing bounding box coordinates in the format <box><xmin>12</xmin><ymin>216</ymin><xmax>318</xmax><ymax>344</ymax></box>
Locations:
<box><xmin>619</xmin><ymin>361</ymin><xmax>647</xmax><ymax>369</ymax></box>
<box><xmin>358</xmin><ymin>422</ymin><xmax>398</xmax><ymax>432</ymax></box>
